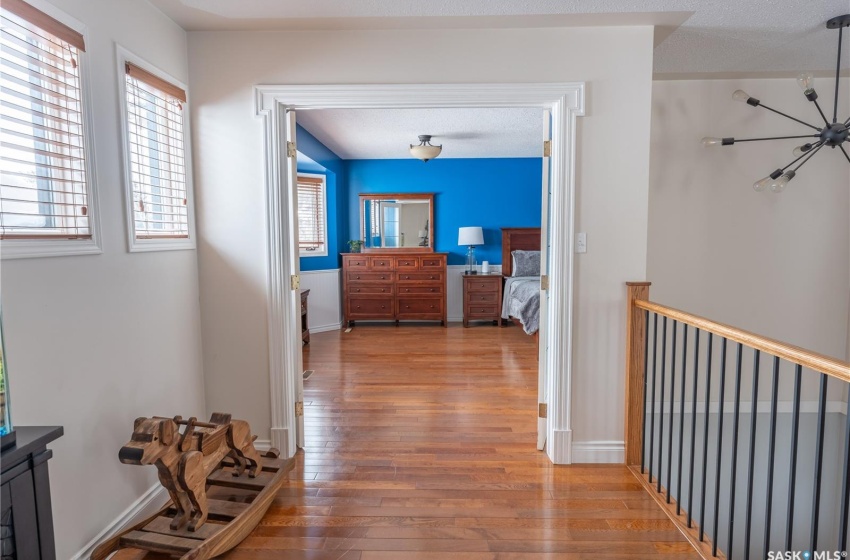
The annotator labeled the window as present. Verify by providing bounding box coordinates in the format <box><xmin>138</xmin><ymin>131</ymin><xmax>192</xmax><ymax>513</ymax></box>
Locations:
<box><xmin>0</xmin><ymin>0</ymin><xmax>99</xmax><ymax>257</ymax></box>
<box><xmin>297</xmin><ymin>174</ymin><xmax>327</xmax><ymax>257</ymax></box>
<box><xmin>119</xmin><ymin>50</ymin><xmax>193</xmax><ymax>251</ymax></box>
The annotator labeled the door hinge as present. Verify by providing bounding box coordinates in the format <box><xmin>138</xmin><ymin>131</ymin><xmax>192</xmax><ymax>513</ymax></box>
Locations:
<box><xmin>540</xmin><ymin>275</ymin><xmax>549</xmax><ymax>290</ymax></box>
<box><xmin>538</xmin><ymin>403</ymin><xmax>548</xmax><ymax>418</ymax></box>
<box><xmin>543</xmin><ymin>140</ymin><xmax>551</xmax><ymax>157</ymax></box>
<box><xmin>290</xmin><ymin>274</ymin><xmax>300</xmax><ymax>290</ymax></box>
<box><xmin>286</xmin><ymin>141</ymin><xmax>297</xmax><ymax>158</ymax></box>
<box><xmin>295</xmin><ymin>401</ymin><xmax>304</xmax><ymax>417</ymax></box>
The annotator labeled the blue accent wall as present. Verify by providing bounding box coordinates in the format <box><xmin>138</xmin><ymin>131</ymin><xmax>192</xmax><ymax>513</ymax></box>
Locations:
<box><xmin>346</xmin><ymin>158</ymin><xmax>542</xmax><ymax>265</ymax></box>
<box><xmin>296</xmin><ymin>125</ymin><xmax>347</xmax><ymax>271</ymax></box>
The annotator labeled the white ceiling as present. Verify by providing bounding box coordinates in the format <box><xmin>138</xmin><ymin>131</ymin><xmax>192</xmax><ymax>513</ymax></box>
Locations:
<box><xmin>150</xmin><ymin>0</ymin><xmax>850</xmax><ymax>76</ymax></box>
<box><xmin>296</xmin><ymin>108</ymin><xmax>544</xmax><ymax>160</ymax></box>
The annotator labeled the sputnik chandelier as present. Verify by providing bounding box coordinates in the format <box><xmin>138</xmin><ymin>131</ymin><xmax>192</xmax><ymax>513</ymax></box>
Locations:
<box><xmin>701</xmin><ymin>14</ymin><xmax>850</xmax><ymax>193</ymax></box>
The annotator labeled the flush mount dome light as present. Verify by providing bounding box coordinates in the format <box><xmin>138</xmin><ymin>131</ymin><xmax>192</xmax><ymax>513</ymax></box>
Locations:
<box><xmin>409</xmin><ymin>135</ymin><xmax>442</xmax><ymax>162</ymax></box>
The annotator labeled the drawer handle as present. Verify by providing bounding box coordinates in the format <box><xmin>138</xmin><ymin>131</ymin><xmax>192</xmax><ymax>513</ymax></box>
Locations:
<box><xmin>480</xmin><ymin>284</ymin><xmax>485</xmax><ymax>288</ymax></box>
<box><xmin>430</xmin><ymin>276</ymin><xmax>435</xmax><ymax>280</ymax></box>
<box><xmin>480</xmin><ymin>309</ymin><xmax>486</xmax><ymax>312</ymax></box>
<box><xmin>430</xmin><ymin>305</ymin><xmax>435</xmax><ymax>309</ymax></box>
<box><xmin>405</xmin><ymin>289</ymin><xmax>410</xmax><ymax>292</ymax></box>
<box><xmin>381</xmin><ymin>288</ymin><xmax>386</xmax><ymax>292</ymax></box>
<box><xmin>405</xmin><ymin>305</ymin><xmax>410</xmax><ymax>309</ymax></box>
<box><xmin>355</xmin><ymin>288</ymin><xmax>360</xmax><ymax>292</ymax></box>
<box><xmin>356</xmin><ymin>276</ymin><xmax>360</xmax><ymax>279</ymax></box>
<box><xmin>381</xmin><ymin>305</ymin><xmax>386</xmax><ymax>309</ymax></box>
<box><xmin>379</xmin><ymin>262</ymin><xmax>385</xmax><ymax>265</ymax></box>
<box><xmin>481</xmin><ymin>296</ymin><xmax>486</xmax><ymax>300</ymax></box>
<box><xmin>356</xmin><ymin>305</ymin><xmax>361</xmax><ymax>309</ymax></box>
<box><xmin>381</xmin><ymin>276</ymin><xmax>386</xmax><ymax>280</ymax></box>
<box><xmin>404</xmin><ymin>276</ymin><xmax>410</xmax><ymax>279</ymax></box>
<box><xmin>430</xmin><ymin>288</ymin><xmax>435</xmax><ymax>292</ymax></box>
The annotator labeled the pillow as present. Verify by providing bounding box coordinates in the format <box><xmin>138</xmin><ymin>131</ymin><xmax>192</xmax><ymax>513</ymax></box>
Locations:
<box><xmin>511</xmin><ymin>250</ymin><xmax>541</xmax><ymax>277</ymax></box>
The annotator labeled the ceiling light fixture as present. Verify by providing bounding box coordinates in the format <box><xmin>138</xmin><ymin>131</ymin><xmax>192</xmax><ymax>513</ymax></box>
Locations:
<box><xmin>701</xmin><ymin>14</ymin><xmax>850</xmax><ymax>193</ymax></box>
<box><xmin>409</xmin><ymin>135</ymin><xmax>442</xmax><ymax>162</ymax></box>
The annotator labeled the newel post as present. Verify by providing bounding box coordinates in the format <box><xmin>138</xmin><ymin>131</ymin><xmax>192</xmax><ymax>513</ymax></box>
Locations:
<box><xmin>625</xmin><ymin>282</ymin><xmax>651</xmax><ymax>466</ymax></box>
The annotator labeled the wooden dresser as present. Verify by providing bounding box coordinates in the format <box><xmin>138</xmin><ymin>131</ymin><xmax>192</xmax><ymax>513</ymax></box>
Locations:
<box><xmin>342</xmin><ymin>252</ymin><xmax>447</xmax><ymax>327</ymax></box>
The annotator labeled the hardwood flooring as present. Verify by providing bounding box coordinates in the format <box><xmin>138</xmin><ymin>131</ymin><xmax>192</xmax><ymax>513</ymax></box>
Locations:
<box><xmin>116</xmin><ymin>324</ymin><xmax>699</xmax><ymax>559</ymax></box>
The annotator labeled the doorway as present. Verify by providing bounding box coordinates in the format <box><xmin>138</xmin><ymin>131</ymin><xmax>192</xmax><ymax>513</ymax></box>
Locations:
<box><xmin>255</xmin><ymin>83</ymin><xmax>584</xmax><ymax>464</ymax></box>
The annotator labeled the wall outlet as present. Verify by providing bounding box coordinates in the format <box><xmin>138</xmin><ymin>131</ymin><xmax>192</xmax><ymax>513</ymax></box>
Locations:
<box><xmin>575</xmin><ymin>232</ymin><xmax>587</xmax><ymax>253</ymax></box>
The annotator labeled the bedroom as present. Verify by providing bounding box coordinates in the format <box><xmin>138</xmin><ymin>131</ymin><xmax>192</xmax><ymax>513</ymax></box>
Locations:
<box><xmin>292</xmin><ymin>107</ymin><xmax>549</xmax><ymax>336</ymax></box>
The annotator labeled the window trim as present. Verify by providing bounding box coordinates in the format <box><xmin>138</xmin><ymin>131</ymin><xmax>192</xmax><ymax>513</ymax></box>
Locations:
<box><xmin>0</xmin><ymin>0</ymin><xmax>102</xmax><ymax>260</ymax></box>
<box><xmin>297</xmin><ymin>172</ymin><xmax>328</xmax><ymax>258</ymax></box>
<box><xmin>115</xmin><ymin>45</ymin><xmax>196</xmax><ymax>253</ymax></box>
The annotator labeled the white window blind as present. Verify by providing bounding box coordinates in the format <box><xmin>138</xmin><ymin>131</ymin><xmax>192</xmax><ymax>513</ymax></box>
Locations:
<box><xmin>297</xmin><ymin>175</ymin><xmax>325</xmax><ymax>254</ymax></box>
<box><xmin>0</xmin><ymin>0</ymin><xmax>90</xmax><ymax>240</ymax></box>
<box><xmin>124</xmin><ymin>62</ymin><xmax>188</xmax><ymax>240</ymax></box>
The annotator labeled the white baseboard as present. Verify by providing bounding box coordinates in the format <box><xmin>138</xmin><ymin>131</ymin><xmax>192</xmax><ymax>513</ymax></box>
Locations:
<box><xmin>571</xmin><ymin>440</ymin><xmax>626</xmax><ymax>463</ymax></box>
<box><xmin>254</xmin><ymin>438</ymin><xmax>272</xmax><ymax>452</ymax></box>
<box><xmin>309</xmin><ymin>322</ymin><xmax>341</xmax><ymax>333</ymax></box>
<box><xmin>71</xmin><ymin>483</ymin><xmax>168</xmax><ymax>560</ymax></box>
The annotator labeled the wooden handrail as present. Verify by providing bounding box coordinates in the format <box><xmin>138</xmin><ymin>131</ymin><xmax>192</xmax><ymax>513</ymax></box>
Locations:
<box><xmin>634</xmin><ymin>300</ymin><xmax>850</xmax><ymax>384</ymax></box>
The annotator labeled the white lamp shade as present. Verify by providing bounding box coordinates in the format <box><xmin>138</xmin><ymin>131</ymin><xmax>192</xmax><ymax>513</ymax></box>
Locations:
<box><xmin>458</xmin><ymin>226</ymin><xmax>484</xmax><ymax>246</ymax></box>
<box><xmin>418</xmin><ymin>230</ymin><xmax>428</xmax><ymax>238</ymax></box>
<box><xmin>409</xmin><ymin>144</ymin><xmax>442</xmax><ymax>162</ymax></box>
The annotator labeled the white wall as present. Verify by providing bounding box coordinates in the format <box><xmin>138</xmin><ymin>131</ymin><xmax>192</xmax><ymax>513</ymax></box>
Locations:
<box><xmin>0</xmin><ymin>0</ymin><xmax>205</xmax><ymax>557</ymax></box>
<box><xmin>300</xmin><ymin>269</ymin><xmax>342</xmax><ymax>332</ymax></box>
<box><xmin>188</xmin><ymin>26</ymin><xmax>655</xmax><ymax>454</ymax></box>
<box><xmin>648</xmin><ymin>78</ymin><xmax>849</xmax><ymax>403</ymax></box>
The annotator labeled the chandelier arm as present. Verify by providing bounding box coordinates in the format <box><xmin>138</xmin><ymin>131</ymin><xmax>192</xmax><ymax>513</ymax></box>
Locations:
<box><xmin>811</xmin><ymin>98</ymin><xmax>831</xmax><ymax>126</ymax></box>
<box><xmin>781</xmin><ymin>141</ymin><xmax>825</xmax><ymax>171</ymax></box>
<box><xmin>733</xmin><ymin>134</ymin><xmax>822</xmax><ymax>143</ymax></box>
<box><xmin>757</xmin><ymin>104</ymin><xmax>821</xmax><ymax>131</ymax></box>
<box><xmin>790</xmin><ymin>143</ymin><xmax>825</xmax><ymax>173</ymax></box>
<box><xmin>834</xmin><ymin>26</ymin><xmax>843</xmax><ymax>124</ymax></box>
<box><xmin>839</xmin><ymin>145</ymin><xmax>850</xmax><ymax>164</ymax></box>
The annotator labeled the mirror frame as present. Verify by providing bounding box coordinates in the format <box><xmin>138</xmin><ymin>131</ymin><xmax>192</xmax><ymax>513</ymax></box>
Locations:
<box><xmin>359</xmin><ymin>193</ymin><xmax>435</xmax><ymax>253</ymax></box>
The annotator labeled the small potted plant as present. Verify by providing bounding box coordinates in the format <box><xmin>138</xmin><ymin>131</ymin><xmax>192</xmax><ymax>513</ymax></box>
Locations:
<box><xmin>347</xmin><ymin>240</ymin><xmax>364</xmax><ymax>253</ymax></box>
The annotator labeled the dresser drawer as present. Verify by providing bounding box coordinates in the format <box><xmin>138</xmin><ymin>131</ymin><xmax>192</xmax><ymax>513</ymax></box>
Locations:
<box><xmin>368</xmin><ymin>256</ymin><xmax>394</xmax><ymax>270</ymax></box>
<box><xmin>348</xmin><ymin>297</ymin><xmax>394</xmax><ymax>317</ymax></box>
<box><xmin>397</xmin><ymin>297</ymin><xmax>443</xmax><ymax>316</ymax></box>
<box><xmin>398</xmin><ymin>272</ymin><xmax>443</xmax><ymax>283</ymax></box>
<box><xmin>347</xmin><ymin>271</ymin><xmax>393</xmax><ymax>283</ymax></box>
<box><xmin>467</xmin><ymin>304</ymin><xmax>498</xmax><ymax>317</ymax></box>
<box><xmin>421</xmin><ymin>257</ymin><xmax>445</xmax><ymax>269</ymax></box>
<box><xmin>466</xmin><ymin>278</ymin><xmax>500</xmax><ymax>292</ymax></box>
<box><xmin>349</xmin><ymin>285</ymin><xmax>394</xmax><ymax>295</ymax></box>
<box><xmin>466</xmin><ymin>291</ymin><xmax>499</xmax><ymax>303</ymax></box>
<box><xmin>399</xmin><ymin>285</ymin><xmax>442</xmax><ymax>296</ymax></box>
<box><xmin>395</xmin><ymin>256</ymin><xmax>419</xmax><ymax>270</ymax></box>
<box><xmin>344</xmin><ymin>256</ymin><xmax>368</xmax><ymax>268</ymax></box>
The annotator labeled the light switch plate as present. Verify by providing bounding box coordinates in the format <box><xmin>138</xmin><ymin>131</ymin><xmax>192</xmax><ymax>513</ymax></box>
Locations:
<box><xmin>576</xmin><ymin>232</ymin><xmax>587</xmax><ymax>253</ymax></box>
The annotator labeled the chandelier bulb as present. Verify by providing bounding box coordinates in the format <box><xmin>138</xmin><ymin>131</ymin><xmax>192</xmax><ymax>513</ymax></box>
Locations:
<box><xmin>796</xmin><ymin>72</ymin><xmax>815</xmax><ymax>92</ymax></box>
<box><xmin>701</xmin><ymin>137</ymin><xmax>723</xmax><ymax>147</ymax></box>
<box><xmin>792</xmin><ymin>143</ymin><xmax>813</xmax><ymax>157</ymax></box>
<box><xmin>732</xmin><ymin>90</ymin><xmax>751</xmax><ymax>103</ymax></box>
<box><xmin>769</xmin><ymin>170</ymin><xmax>796</xmax><ymax>194</ymax></box>
<box><xmin>753</xmin><ymin>176</ymin><xmax>772</xmax><ymax>192</ymax></box>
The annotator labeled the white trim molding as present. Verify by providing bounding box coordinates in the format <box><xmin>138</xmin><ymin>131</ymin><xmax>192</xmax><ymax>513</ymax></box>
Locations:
<box><xmin>572</xmin><ymin>440</ymin><xmax>625</xmax><ymax>463</ymax></box>
<box><xmin>71</xmin><ymin>483</ymin><xmax>167</xmax><ymax>560</ymax></box>
<box><xmin>254</xmin><ymin>83</ymin><xmax>584</xmax><ymax>464</ymax></box>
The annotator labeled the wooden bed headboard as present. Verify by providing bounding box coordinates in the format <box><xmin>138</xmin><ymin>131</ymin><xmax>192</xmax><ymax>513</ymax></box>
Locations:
<box><xmin>501</xmin><ymin>227</ymin><xmax>542</xmax><ymax>277</ymax></box>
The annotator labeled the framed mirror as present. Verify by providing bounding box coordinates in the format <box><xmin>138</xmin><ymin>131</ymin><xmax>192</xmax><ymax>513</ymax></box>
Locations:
<box><xmin>360</xmin><ymin>193</ymin><xmax>434</xmax><ymax>252</ymax></box>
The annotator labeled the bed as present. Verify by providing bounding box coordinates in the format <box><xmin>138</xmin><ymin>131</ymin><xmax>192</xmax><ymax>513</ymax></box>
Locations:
<box><xmin>500</xmin><ymin>228</ymin><xmax>542</xmax><ymax>336</ymax></box>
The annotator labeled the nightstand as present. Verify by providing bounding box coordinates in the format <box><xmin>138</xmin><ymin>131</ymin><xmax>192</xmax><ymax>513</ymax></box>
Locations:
<box><xmin>462</xmin><ymin>273</ymin><xmax>502</xmax><ymax>327</ymax></box>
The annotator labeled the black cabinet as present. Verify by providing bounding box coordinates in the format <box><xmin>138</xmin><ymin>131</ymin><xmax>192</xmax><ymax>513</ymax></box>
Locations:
<box><xmin>1</xmin><ymin>426</ymin><xmax>62</xmax><ymax>560</ymax></box>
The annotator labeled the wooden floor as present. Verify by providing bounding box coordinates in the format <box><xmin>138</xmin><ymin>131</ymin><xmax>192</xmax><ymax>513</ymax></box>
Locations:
<box><xmin>119</xmin><ymin>324</ymin><xmax>700</xmax><ymax>559</ymax></box>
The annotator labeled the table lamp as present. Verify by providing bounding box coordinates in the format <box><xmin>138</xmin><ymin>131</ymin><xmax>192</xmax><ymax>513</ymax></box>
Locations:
<box><xmin>458</xmin><ymin>226</ymin><xmax>484</xmax><ymax>274</ymax></box>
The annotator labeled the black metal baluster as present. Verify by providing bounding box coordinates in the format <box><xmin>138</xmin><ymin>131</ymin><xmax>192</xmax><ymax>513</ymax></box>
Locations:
<box><xmin>743</xmin><ymin>350</ymin><xmax>760</xmax><ymax>560</ymax></box>
<box><xmin>727</xmin><ymin>343</ymin><xmax>744</xmax><ymax>557</ymax></box>
<box><xmin>810</xmin><ymin>374</ymin><xmax>828</xmax><ymax>552</ymax></box>
<box><xmin>839</xmin><ymin>389</ymin><xmax>850</xmax><ymax>551</ymax></box>
<box><xmin>667</xmin><ymin>320</ymin><xmax>678</xmax><ymax>502</ymax></box>
<box><xmin>677</xmin><ymin>325</ymin><xmax>688</xmax><ymax>514</ymax></box>
<box><xmin>687</xmin><ymin>328</ymin><xmax>700</xmax><ymax>528</ymax></box>
<box><xmin>712</xmin><ymin>337</ymin><xmax>728</xmax><ymax>557</ymax></box>
<box><xmin>641</xmin><ymin>309</ymin><xmax>650</xmax><ymax>474</ymax></box>
<box><xmin>785</xmin><ymin>365</ymin><xmax>802</xmax><ymax>551</ymax></box>
<box><xmin>699</xmin><ymin>332</ymin><xmax>712</xmax><ymax>541</ymax></box>
<box><xmin>648</xmin><ymin>313</ymin><xmax>659</xmax><ymax>484</ymax></box>
<box><xmin>658</xmin><ymin>316</ymin><xmax>668</xmax><ymax>494</ymax></box>
<box><xmin>763</xmin><ymin>356</ymin><xmax>779</xmax><ymax>557</ymax></box>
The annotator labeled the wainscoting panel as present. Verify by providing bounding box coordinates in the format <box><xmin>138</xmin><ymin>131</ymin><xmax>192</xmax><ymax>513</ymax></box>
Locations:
<box><xmin>447</xmin><ymin>264</ymin><xmax>503</xmax><ymax>322</ymax></box>
<box><xmin>300</xmin><ymin>269</ymin><xmax>342</xmax><ymax>332</ymax></box>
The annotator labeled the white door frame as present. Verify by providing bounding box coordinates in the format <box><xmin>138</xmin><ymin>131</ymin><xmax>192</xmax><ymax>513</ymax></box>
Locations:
<box><xmin>254</xmin><ymin>83</ymin><xmax>585</xmax><ymax>464</ymax></box>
